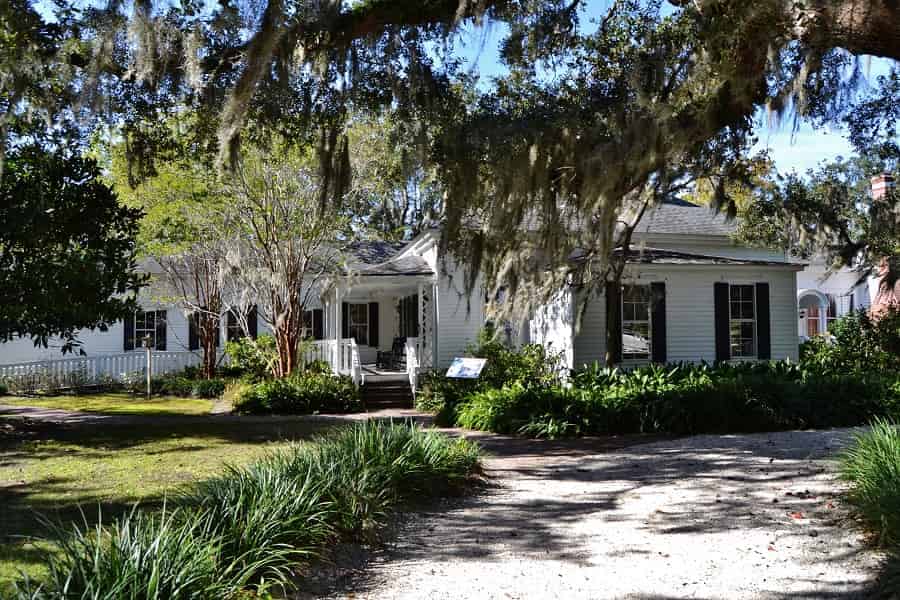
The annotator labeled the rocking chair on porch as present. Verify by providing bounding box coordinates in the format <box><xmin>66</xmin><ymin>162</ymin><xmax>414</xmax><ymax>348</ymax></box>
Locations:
<box><xmin>376</xmin><ymin>337</ymin><xmax>406</xmax><ymax>371</ymax></box>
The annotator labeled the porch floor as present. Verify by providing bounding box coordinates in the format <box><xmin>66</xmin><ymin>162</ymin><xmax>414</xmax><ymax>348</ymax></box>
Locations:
<box><xmin>361</xmin><ymin>364</ymin><xmax>407</xmax><ymax>378</ymax></box>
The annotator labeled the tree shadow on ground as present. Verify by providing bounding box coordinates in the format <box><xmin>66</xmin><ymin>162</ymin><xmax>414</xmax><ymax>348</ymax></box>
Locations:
<box><xmin>296</xmin><ymin>428</ymin><xmax>890</xmax><ymax>599</ymax></box>
<box><xmin>0</xmin><ymin>413</ymin><xmax>336</xmax><ymax>588</ymax></box>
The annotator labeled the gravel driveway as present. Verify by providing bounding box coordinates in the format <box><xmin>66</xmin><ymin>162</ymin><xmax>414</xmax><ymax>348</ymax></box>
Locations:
<box><xmin>304</xmin><ymin>428</ymin><xmax>885</xmax><ymax>599</ymax></box>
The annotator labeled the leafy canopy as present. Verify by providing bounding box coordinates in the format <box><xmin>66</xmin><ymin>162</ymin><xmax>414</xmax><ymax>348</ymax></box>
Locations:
<box><xmin>0</xmin><ymin>144</ymin><xmax>144</xmax><ymax>351</ymax></box>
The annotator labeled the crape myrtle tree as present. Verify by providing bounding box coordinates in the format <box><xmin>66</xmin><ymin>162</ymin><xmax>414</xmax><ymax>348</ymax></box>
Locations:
<box><xmin>0</xmin><ymin>141</ymin><xmax>144</xmax><ymax>353</ymax></box>
<box><xmin>221</xmin><ymin>147</ymin><xmax>351</xmax><ymax>378</ymax></box>
<box><xmin>108</xmin><ymin>137</ymin><xmax>232</xmax><ymax>379</ymax></box>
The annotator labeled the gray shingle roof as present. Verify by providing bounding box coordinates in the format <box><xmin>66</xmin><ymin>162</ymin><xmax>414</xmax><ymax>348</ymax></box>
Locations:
<box><xmin>348</xmin><ymin>240</ymin><xmax>408</xmax><ymax>264</ymax></box>
<box><xmin>353</xmin><ymin>255</ymin><xmax>434</xmax><ymax>276</ymax></box>
<box><xmin>635</xmin><ymin>199</ymin><xmax>737</xmax><ymax>236</ymax></box>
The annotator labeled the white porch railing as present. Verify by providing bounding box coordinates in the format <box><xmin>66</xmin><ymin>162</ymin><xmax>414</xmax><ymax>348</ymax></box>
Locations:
<box><xmin>405</xmin><ymin>337</ymin><xmax>419</xmax><ymax>395</ymax></box>
<box><xmin>0</xmin><ymin>351</ymin><xmax>203</xmax><ymax>392</ymax></box>
<box><xmin>303</xmin><ymin>339</ymin><xmax>362</xmax><ymax>385</ymax></box>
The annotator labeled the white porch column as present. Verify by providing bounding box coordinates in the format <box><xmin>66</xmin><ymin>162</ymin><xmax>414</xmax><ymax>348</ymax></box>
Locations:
<box><xmin>333</xmin><ymin>287</ymin><xmax>343</xmax><ymax>369</ymax></box>
<box><xmin>819</xmin><ymin>297</ymin><xmax>829</xmax><ymax>335</ymax></box>
<box><xmin>417</xmin><ymin>282</ymin><xmax>425</xmax><ymax>368</ymax></box>
<box><xmin>431</xmin><ymin>281</ymin><xmax>439</xmax><ymax>370</ymax></box>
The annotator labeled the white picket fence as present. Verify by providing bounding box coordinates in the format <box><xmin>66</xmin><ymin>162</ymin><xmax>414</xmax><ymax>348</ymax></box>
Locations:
<box><xmin>0</xmin><ymin>351</ymin><xmax>203</xmax><ymax>392</ymax></box>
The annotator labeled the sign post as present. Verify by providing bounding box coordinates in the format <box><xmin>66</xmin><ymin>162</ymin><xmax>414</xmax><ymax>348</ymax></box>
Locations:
<box><xmin>142</xmin><ymin>336</ymin><xmax>153</xmax><ymax>398</ymax></box>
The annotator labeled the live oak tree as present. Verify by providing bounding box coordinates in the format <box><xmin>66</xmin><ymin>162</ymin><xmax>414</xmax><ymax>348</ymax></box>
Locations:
<box><xmin>0</xmin><ymin>143</ymin><xmax>144</xmax><ymax>353</ymax></box>
<box><xmin>4</xmin><ymin>0</ymin><xmax>900</xmax><ymax>356</ymax></box>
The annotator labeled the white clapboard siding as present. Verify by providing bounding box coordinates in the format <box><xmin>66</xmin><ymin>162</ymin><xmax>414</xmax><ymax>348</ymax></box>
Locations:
<box><xmin>572</xmin><ymin>266</ymin><xmax>800</xmax><ymax>368</ymax></box>
<box><xmin>434</xmin><ymin>258</ymin><xmax>485</xmax><ymax>369</ymax></box>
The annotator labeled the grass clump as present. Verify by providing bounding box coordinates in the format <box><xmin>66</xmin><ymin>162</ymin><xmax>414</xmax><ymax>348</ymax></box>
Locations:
<box><xmin>12</xmin><ymin>421</ymin><xmax>481</xmax><ymax>598</ymax></box>
<box><xmin>841</xmin><ymin>419</ymin><xmax>900</xmax><ymax>547</ymax></box>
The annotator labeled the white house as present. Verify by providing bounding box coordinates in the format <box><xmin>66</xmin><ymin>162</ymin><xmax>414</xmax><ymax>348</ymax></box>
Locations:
<box><xmin>529</xmin><ymin>199</ymin><xmax>803</xmax><ymax>369</ymax></box>
<box><xmin>794</xmin><ymin>173</ymin><xmax>897</xmax><ymax>340</ymax></box>
<box><xmin>0</xmin><ymin>199</ymin><xmax>806</xmax><ymax>387</ymax></box>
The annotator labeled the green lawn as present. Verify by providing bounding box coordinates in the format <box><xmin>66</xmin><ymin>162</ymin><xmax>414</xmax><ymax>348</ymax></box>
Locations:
<box><xmin>0</xmin><ymin>416</ymin><xmax>331</xmax><ymax>593</ymax></box>
<box><xmin>0</xmin><ymin>392</ymin><xmax>214</xmax><ymax>415</ymax></box>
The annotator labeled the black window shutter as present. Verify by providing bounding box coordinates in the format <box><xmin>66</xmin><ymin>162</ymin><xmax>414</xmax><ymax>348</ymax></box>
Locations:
<box><xmin>124</xmin><ymin>311</ymin><xmax>135</xmax><ymax>351</ymax></box>
<box><xmin>650</xmin><ymin>282</ymin><xmax>667</xmax><ymax>363</ymax></box>
<box><xmin>341</xmin><ymin>302</ymin><xmax>349</xmax><ymax>338</ymax></box>
<box><xmin>368</xmin><ymin>302</ymin><xmax>379</xmax><ymax>347</ymax></box>
<box><xmin>714</xmin><ymin>282</ymin><xmax>730</xmax><ymax>362</ymax></box>
<box><xmin>155</xmin><ymin>310</ymin><xmax>167</xmax><ymax>351</ymax></box>
<box><xmin>755</xmin><ymin>282</ymin><xmax>771</xmax><ymax>359</ymax></box>
<box><xmin>313</xmin><ymin>309</ymin><xmax>324</xmax><ymax>340</ymax></box>
<box><xmin>188</xmin><ymin>313</ymin><xmax>200</xmax><ymax>351</ymax></box>
<box><xmin>605</xmin><ymin>282</ymin><xmax>622</xmax><ymax>364</ymax></box>
<box><xmin>247</xmin><ymin>306</ymin><xmax>258</xmax><ymax>339</ymax></box>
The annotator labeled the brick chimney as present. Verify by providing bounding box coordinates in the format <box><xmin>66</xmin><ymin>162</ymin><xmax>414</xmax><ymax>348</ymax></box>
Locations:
<box><xmin>872</xmin><ymin>173</ymin><xmax>895</xmax><ymax>201</ymax></box>
<box><xmin>869</xmin><ymin>173</ymin><xmax>899</xmax><ymax>318</ymax></box>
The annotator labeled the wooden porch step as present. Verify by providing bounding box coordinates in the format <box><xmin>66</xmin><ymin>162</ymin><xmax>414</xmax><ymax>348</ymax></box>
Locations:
<box><xmin>361</xmin><ymin>378</ymin><xmax>414</xmax><ymax>410</ymax></box>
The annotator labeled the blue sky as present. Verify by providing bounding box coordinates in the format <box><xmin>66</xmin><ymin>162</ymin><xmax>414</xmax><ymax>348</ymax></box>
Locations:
<box><xmin>448</xmin><ymin>1</ymin><xmax>896</xmax><ymax>176</ymax></box>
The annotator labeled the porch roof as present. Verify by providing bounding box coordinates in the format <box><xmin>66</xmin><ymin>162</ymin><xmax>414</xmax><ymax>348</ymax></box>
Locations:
<box><xmin>615</xmin><ymin>247</ymin><xmax>805</xmax><ymax>268</ymax></box>
<box><xmin>353</xmin><ymin>255</ymin><xmax>434</xmax><ymax>277</ymax></box>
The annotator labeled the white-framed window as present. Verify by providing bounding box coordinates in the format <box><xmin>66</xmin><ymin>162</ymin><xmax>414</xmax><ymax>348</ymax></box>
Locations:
<box><xmin>729</xmin><ymin>284</ymin><xmax>756</xmax><ymax>358</ymax></box>
<box><xmin>348</xmin><ymin>303</ymin><xmax>369</xmax><ymax>346</ymax></box>
<box><xmin>622</xmin><ymin>284</ymin><xmax>651</xmax><ymax>359</ymax></box>
<box><xmin>135</xmin><ymin>310</ymin><xmax>166</xmax><ymax>349</ymax></box>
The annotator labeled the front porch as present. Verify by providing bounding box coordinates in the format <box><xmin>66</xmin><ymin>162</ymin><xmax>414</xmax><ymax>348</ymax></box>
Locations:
<box><xmin>309</xmin><ymin>273</ymin><xmax>437</xmax><ymax>392</ymax></box>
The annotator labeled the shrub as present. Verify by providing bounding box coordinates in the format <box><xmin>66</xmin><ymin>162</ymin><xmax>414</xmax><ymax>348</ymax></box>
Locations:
<box><xmin>15</xmin><ymin>422</ymin><xmax>481</xmax><ymax>598</ymax></box>
<box><xmin>452</xmin><ymin>361</ymin><xmax>900</xmax><ymax>438</ymax></box>
<box><xmin>225</xmin><ymin>334</ymin><xmax>278</xmax><ymax>381</ymax></box>
<box><xmin>801</xmin><ymin>308</ymin><xmax>900</xmax><ymax>375</ymax></box>
<box><xmin>304</xmin><ymin>359</ymin><xmax>331</xmax><ymax>375</ymax></box>
<box><xmin>234</xmin><ymin>372</ymin><xmax>361</xmax><ymax>414</ymax></box>
<box><xmin>416</xmin><ymin>329</ymin><xmax>565</xmax><ymax>422</ymax></box>
<box><xmin>841</xmin><ymin>419</ymin><xmax>900</xmax><ymax>548</ymax></box>
<box><xmin>0</xmin><ymin>381</ymin><xmax>7</xmax><ymax>396</ymax></box>
<box><xmin>191</xmin><ymin>378</ymin><xmax>228</xmax><ymax>399</ymax></box>
<box><xmin>468</xmin><ymin>327</ymin><xmax>563</xmax><ymax>389</ymax></box>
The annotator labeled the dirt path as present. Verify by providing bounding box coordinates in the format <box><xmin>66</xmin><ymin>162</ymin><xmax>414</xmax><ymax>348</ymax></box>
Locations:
<box><xmin>305</xmin><ymin>429</ymin><xmax>885</xmax><ymax>599</ymax></box>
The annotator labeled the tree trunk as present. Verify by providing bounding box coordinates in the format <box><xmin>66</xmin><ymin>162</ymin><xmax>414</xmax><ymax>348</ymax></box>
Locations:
<box><xmin>605</xmin><ymin>277</ymin><xmax>622</xmax><ymax>368</ymax></box>
<box><xmin>200</xmin><ymin>314</ymin><xmax>218</xmax><ymax>379</ymax></box>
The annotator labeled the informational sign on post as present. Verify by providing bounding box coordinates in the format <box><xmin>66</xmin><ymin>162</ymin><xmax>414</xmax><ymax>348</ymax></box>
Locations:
<box><xmin>446</xmin><ymin>357</ymin><xmax>487</xmax><ymax>379</ymax></box>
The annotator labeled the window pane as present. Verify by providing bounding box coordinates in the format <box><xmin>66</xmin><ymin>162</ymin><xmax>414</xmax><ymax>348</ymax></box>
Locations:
<box><xmin>350</xmin><ymin>304</ymin><xmax>367</xmax><ymax>323</ymax></box>
<box><xmin>740</xmin><ymin>321</ymin><xmax>755</xmax><ymax>340</ymax></box>
<box><xmin>625</xmin><ymin>286</ymin><xmax>649</xmax><ymax>304</ymax></box>
<box><xmin>743</xmin><ymin>339</ymin><xmax>756</xmax><ymax>356</ymax></box>
<box><xmin>741</xmin><ymin>301</ymin><xmax>755</xmax><ymax>320</ymax></box>
<box><xmin>634</xmin><ymin>302</ymin><xmax>649</xmax><ymax>321</ymax></box>
<box><xmin>623</xmin><ymin>323</ymin><xmax>650</xmax><ymax>357</ymax></box>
